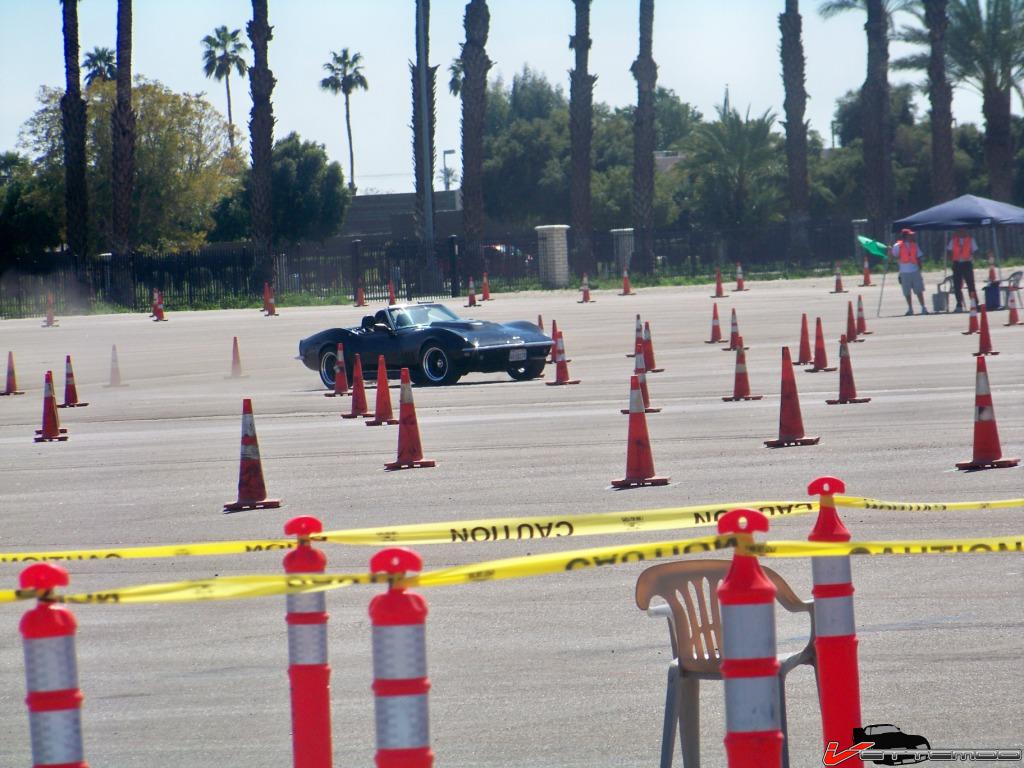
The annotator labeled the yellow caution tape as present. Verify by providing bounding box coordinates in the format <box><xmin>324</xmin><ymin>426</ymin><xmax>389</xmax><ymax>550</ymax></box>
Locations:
<box><xmin>748</xmin><ymin>535</ymin><xmax>1024</xmax><ymax>558</ymax></box>
<box><xmin>0</xmin><ymin>539</ymin><xmax>296</xmax><ymax>565</ymax></box>
<box><xmin>835</xmin><ymin>496</ymin><xmax>1024</xmax><ymax>513</ymax></box>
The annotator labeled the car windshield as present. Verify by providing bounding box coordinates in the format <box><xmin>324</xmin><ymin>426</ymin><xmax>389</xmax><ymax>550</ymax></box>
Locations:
<box><xmin>391</xmin><ymin>304</ymin><xmax>461</xmax><ymax>327</ymax></box>
<box><xmin>868</xmin><ymin>725</ymin><xmax>900</xmax><ymax>735</ymax></box>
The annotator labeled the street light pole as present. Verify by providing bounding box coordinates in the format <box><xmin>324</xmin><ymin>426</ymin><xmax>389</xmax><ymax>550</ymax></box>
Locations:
<box><xmin>442</xmin><ymin>149</ymin><xmax>455</xmax><ymax>191</ymax></box>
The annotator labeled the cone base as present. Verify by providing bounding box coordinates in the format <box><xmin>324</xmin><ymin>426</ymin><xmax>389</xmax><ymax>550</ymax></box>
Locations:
<box><xmin>826</xmin><ymin>397</ymin><xmax>871</xmax><ymax>404</ymax></box>
<box><xmin>1003</xmin><ymin>321</ymin><xmax>1021</xmax><ymax>326</ymax></box>
<box><xmin>355</xmin><ymin>302</ymin><xmax>368</xmax><ymax>308</ymax></box>
<box><xmin>0</xmin><ymin>391</ymin><xmax>25</xmax><ymax>396</ymax></box>
<box><xmin>722</xmin><ymin>345</ymin><xmax>749</xmax><ymax>352</ymax></box>
<box><xmin>955</xmin><ymin>457</ymin><xmax>1019</xmax><ymax>470</ymax></box>
<box><xmin>848</xmin><ymin>337</ymin><xmax>865</xmax><ymax>343</ymax></box>
<box><xmin>710</xmin><ymin>293</ymin><xmax>729</xmax><ymax>298</ymax></box>
<box><xmin>384</xmin><ymin>459</ymin><xmax>436</xmax><ymax>471</ymax></box>
<box><xmin>546</xmin><ymin>379</ymin><xmax>581</xmax><ymax>386</ymax></box>
<box><xmin>704</xmin><ymin>339</ymin><xmax>726</xmax><ymax>344</ymax></box>
<box><xmin>804</xmin><ymin>366</ymin><xmax>837</xmax><ymax>373</ymax></box>
<box><xmin>464</xmin><ymin>302</ymin><xmax>477</xmax><ymax>308</ymax></box>
<box><xmin>263</xmin><ymin>311</ymin><xmax>278</xmax><ymax>317</ymax></box>
<box><xmin>722</xmin><ymin>395</ymin><xmax>763</xmax><ymax>401</ymax></box>
<box><xmin>734</xmin><ymin>287</ymin><xmax>749</xmax><ymax>292</ymax></box>
<box><xmin>611</xmin><ymin>475</ymin><xmax>670</xmax><ymax>489</ymax></box>
<box><xmin>764</xmin><ymin>436</ymin><xmax>820</xmax><ymax>448</ymax></box>
<box><xmin>620</xmin><ymin>407</ymin><xmax>662</xmax><ymax>414</ymax></box>
<box><xmin>961</xmin><ymin>330</ymin><xmax>978</xmax><ymax>335</ymax></box>
<box><xmin>829</xmin><ymin>290</ymin><xmax>849</xmax><ymax>294</ymax></box>
<box><xmin>859</xmin><ymin>330</ymin><xmax>874</xmax><ymax>335</ymax></box>
<box><xmin>619</xmin><ymin>292</ymin><xmax>636</xmax><ymax>296</ymax></box>
<box><xmin>41</xmin><ymin>322</ymin><xmax>59</xmax><ymax>327</ymax></box>
<box><xmin>324</xmin><ymin>391</ymin><xmax>351</xmax><ymax>397</ymax></box>
<box><xmin>365</xmin><ymin>418</ymin><xmax>399</xmax><ymax>426</ymax></box>
<box><xmin>58</xmin><ymin>402</ymin><xmax>89</xmax><ymax>408</ymax></box>
<box><xmin>103</xmin><ymin>384</ymin><xmax>129</xmax><ymax>388</ymax></box>
<box><xmin>577</xmin><ymin>299</ymin><xmax>596</xmax><ymax>303</ymax></box>
<box><xmin>341</xmin><ymin>411</ymin><xmax>371</xmax><ymax>419</ymax></box>
<box><xmin>223</xmin><ymin>498</ymin><xmax>282</xmax><ymax>512</ymax></box>
<box><xmin>973</xmin><ymin>350</ymin><xmax>999</xmax><ymax>356</ymax></box>
<box><xmin>858</xmin><ymin>283</ymin><xmax>875</xmax><ymax>287</ymax></box>
<box><xmin>34</xmin><ymin>430</ymin><xmax>68</xmax><ymax>442</ymax></box>
<box><xmin>152</xmin><ymin>318</ymin><xmax>168</xmax><ymax>322</ymax></box>
<box><xmin>647</xmin><ymin>367</ymin><xmax>665</xmax><ymax>373</ymax></box>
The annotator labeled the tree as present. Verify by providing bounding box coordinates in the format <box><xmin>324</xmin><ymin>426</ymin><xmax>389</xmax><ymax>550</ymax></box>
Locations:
<box><xmin>0</xmin><ymin>153</ymin><xmax>63</xmax><ymax>265</ymax></box>
<box><xmin>569</xmin><ymin>0</ymin><xmax>596</xmax><ymax>275</ymax></box>
<box><xmin>457</xmin><ymin>0</ymin><xmax>491</xmax><ymax>277</ymax></box>
<box><xmin>631</xmin><ymin>0</ymin><xmax>657</xmax><ymax>275</ymax></box>
<box><xmin>410</xmin><ymin>0</ymin><xmax>437</xmax><ymax>249</ymax></box>
<box><xmin>779</xmin><ymin>0</ymin><xmax>812</xmax><ymax>265</ymax></box>
<box><xmin>111</xmin><ymin>0</ymin><xmax>136</xmax><ymax>303</ymax></box>
<box><xmin>202</xmin><ymin>26</ymin><xmax>248</xmax><ymax>150</ymax></box>
<box><xmin>448</xmin><ymin>57</ymin><xmax>463</xmax><ymax>97</ymax></box>
<box><xmin>247</xmin><ymin>0</ymin><xmax>276</xmax><ymax>277</ymax></box>
<box><xmin>319</xmin><ymin>48</ymin><xmax>368</xmax><ymax>193</ymax></box>
<box><xmin>61</xmin><ymin>0</ymin><xmax>88</xmax><ymax>280</ymax></box>
<box><xmin>83</xmin><ymin>46</ymin><xmax>116</xmax><ymax>87</ymax></box>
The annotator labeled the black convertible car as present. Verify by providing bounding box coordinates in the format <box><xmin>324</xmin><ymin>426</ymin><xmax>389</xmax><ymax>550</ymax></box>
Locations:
<box><xmin>299</xmin><ymin>303</ymin><xmax>552</xmax><ymax>387</ymax></box>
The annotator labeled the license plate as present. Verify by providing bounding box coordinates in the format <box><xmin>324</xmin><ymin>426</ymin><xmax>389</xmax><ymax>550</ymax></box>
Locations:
<box><xmin>509</xmin><ymin>348</ymin><xmax>527</xmax><ymax>362</ymax></box>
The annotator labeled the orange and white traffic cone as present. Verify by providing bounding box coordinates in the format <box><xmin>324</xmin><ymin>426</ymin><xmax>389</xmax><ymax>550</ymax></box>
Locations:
<box><xmin>830</xmin><ymin>263</ymin><xmax>848</xmax><ymax>294</ymax></box>
<box><xmin>626</xmin><ymin>314</ymin><xmax>642</xmax><ymax>358</ymax></box>
<box><xmin>962</xmin><ymin>296</ymin><xmax>979</xmax><ymax>334</ymax></box>
<box><xmin>974</xmin><ymin>306</ymin><xmax>998</xmax><ymax>356</ymax></box>
<box><xmin>537</xmin><ymin>314</ymin><xmax>544</xmax><ymax>334</ymax></box>
<box><xmin>722</xmin><ymin>336</ymin><xmax>762</xmax><ymax>401</ymax></box>
<box><xmin>642</xmin><ymin>321</ymin><xmax>663</xmax><ymax>373</ymax></box>
<box><xmin>465</xmin><ymin>276</ymin><xmax>477</xmax><ymax>307</ymax></box>
<box><xmin>224</xmin><ymin>398</ymin><xmax>281</xmax><ymax>512</ymax></box>
<box><xmin>324</xmin><ymin>343</ymin><xmax>350</xmax><ymax>397</ymax></box>
<box><xmin>1003</xmin><ymin>288</ymin><xmax>1021</xmax><ymax>326</ymax></box>
<box><xmin>805</xmin><ymin>317</ymin><xmax>836</xmax><ymax>372</ymax></box>
<box><xmin>481</xmin><ymin>272</ymin><xmax>493</xmax><ymax>301</ymax></box>
<box><xmin>149</xmin><ymin>288</ymin><xmax>158</xmax><ymax>317</ymax></box>
<box><xmin>734</xmin><ymin>262</ymin><xmax>749</xmax><ymax>291</ymax></box>
<box><xmin>1</xmin><ymin>351</ymin><xmax>25</xmax><ymax>395</ymax></box>
<box><xmin>578</xmin><ymin>273</ymin><xmax>594</xmax><ymax>303</ymax></box>
<box><xmin>152</xmin><ymin>290</ymin><xmax>167</xmax><ymax>321</ymax></box>
<box><xmin>611</xmin><ymin>374</ymin><xmax>668</xmax><ymax>488</ymax></box>
<box><xmin>263</xmin><ymin>282</ymin><xmax>278</xmax><ymax>316</ymax></box>
<box><xmin>827</xmin><ymin>335</ymin><xmax>871</xmax><ymax>405</ymax></box>
<box><xmin>42</xmin><ymin>294</ymin><xmax>58</xmax><ymax>327</ymax></box>
<box><xmin>226</xmin><ymin>336</ymin><xmax>246</xmax><ymax>379</ymax></box>
<box><xmin>723</xmin><ymin>308</ymin><xmax>748</xmax><ymax>352</ymax></box>
<box><xmin>33</xmin><ymin>371</ymin><xmax>68</xmax><ymax>442</ymax></box>
<box><xmin>58</xmin><ymin>355</ymin><xmax>88</xmax><ymax>408</ymax></box>
<box><xmin>619</xmin><ymin>269</ymin><xmax>636</xmax><ymax>296</ymax></box>
<box><xmin>711</xmin><ymin>267</ymin><xmax>728</xmax><ymax>298</ymax></box>
<box><xmin>621</xmin><ymin>338</ymin><xmax>660</xmax><ymax>414</ymax></box>
<box><xmin>548</xmin><ymin>319</ymin><xmax>560</xmax><ymax>362</ymax></box>
<box><xmin>859</xmin><ymin>255</ymin><xmax>873</xmax><ymax>287</ymax></box>
<box><xmin>845</xmin><ymin>301</ymin><xmax>863</xmax><ymax>343</ymax></box>
<box><xmin>705</xmin><ymin>303</ymin><xmax>726</xmax><ymax>344</ymax></box>
<box><xmin>765</xmin><ymin>347</ymin><xmax>820</xmax><ymax>447</ymax></box>
<box><xmin>384</xmin><ymin>368</ymin><xmax>436</xmax><ymax>470</ymax></box>
<box><xmin>387</xmin><ymin>280</ymin><xmax>397</xmax><ymax>305</ymax></box>
<box><xmin>795</xmin><ymin>313</ymin><xmax>813</xmax><ymax>365</ymax></box>
<box><xmin>955</xmin><ymin>357</ymin><xmax>1018</xmax><ymax>470</ymax></box>
<box><xmin>104</xmin><ymin>344</ymin><xmax>128</xmax><ymax>388</ymax></box>
<box><xmin>366</xmin><ymin>355</ymin><xmax>399</xmax><ymax>426</ymax></box>
<box><xmin>355</xmin><ymin>280</ymin><xmax>368</xmax><ymax>307</ymax></box>
<box><xmin>545</xmin><ymin>332</ymin><xmax>580</xmax><ymax>386</ymax></box>
<box><xmin>341</xmin><ymin>353</ymin><xmax>370</xmax><ymax>418</ymax></box>
<box><xmin>856</xmin><ymin>295</ymin><xmax>873</xmax><ymax>335</ymax></box>
<box><xmin>987</xmin><ymin>254</ymin><xmax>997</xmax><ymax>283</ymax></box>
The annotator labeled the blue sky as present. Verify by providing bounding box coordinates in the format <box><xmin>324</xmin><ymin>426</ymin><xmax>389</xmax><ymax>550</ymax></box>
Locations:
<box><xmin>0</xmin><ymin>0</ymin><xmax>1005</xmax><ymax>193</ymax></box>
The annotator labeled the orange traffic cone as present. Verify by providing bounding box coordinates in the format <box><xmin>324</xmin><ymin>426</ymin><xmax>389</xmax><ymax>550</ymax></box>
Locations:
<box><xmin>481</xmin><ymin>272</ymin><xmax>493</xmax><ymax>301</ymax></box>
<box><xmin>223</xmin><ymin>398</ymin><xmax>281</xmax><ymax>512</ymax></box>
<box><xmin>621</xmin><ymin>338</ymin><xmax>660</xmax><ymax>414</ymax></box>
<box><xmin>734</xmin><ymin>262</ymin><xmax>749</xmax><ymax>291</ymax></box>
<box><xmin>722</xmin><ymin>336</ymin><xmax>762</xmax><ymax>401</ymax></box>
<box><xmin>626</xmin><ymin>314</ymin><xmax>642</xmax><ymax>358</ymax></box>
<box><xmin>387</xmin><ymin>280</ymin><xmax>397</xmax><ymax>305</ymax></box>
<box><xmin>795</xmin><ymin>313</ymin><xmax>813</xmax><ymax>365</ymax></box>
<box><xmin>1</xmin><ymin>351</ymin><xmax>25</xmax><ymax>395</ymax></box>
<box><xmin>149</xmin><ymin>288</ymin><xmax>158</xmax><ymax>318</ymax></box>
<box><xmin>366</xmin><ymin>355</ymin><xmax>399</xmax><ymax>426</ymax></box>
<box><xmin>226</xmin><ymin>336</ymin><xmax>247</xmax><ymax>379</ymax></box>
<box><xmin>845</xmin><ymin>301</ymin><xmax>863</xmax><ymax>343</ymax></box>
<box><xmin>42</xmin><ymin>294</ymin><xmax>58</xmax><ymax>327</ymax></box>
<box><xmin>705</xmin><ymin>304</ymin><xmax>725</xmax><ymax>344</ymax></box>
<box><xmin>548</xmin><ymin>319</ymin><xmax>560</xmax><ymax>362</ymax></box>
<box><xmin>263</xmin><ymin>282</ymin><xmax>278</xmax><ymax>316</ymax></box>
<box><xmin>619</xmin><ymin>269</ymin><xmax>636</xmax><ymax>296</ymax></box>
<box><xmin>974</xmin><ymin>306</ymin><xmax>998</xmax><ymax>356</ymax></box>
<box><xmin>830</xmin><ymin>263</ymin><xmax>848</xmax><ymax>294</ymax></box>
<box><xmin>152</xmin><ymin>290</ymin><xmax>167</xmax><ymax>321</ymax></box>
<box><xmin>954</xmin><ymin>357</ymin><xmax>1019</xmax><ymax>470</ymax></box>
<box><xmin>962</xmin><ymin>296</ymin><xmax>979</xmax><ymax>335</ymax></box>
<box><xmin>859</xmin><ymin>255</ymin><xmax>874</xmax><ymax>287</ymax></box>
<box><xmin>546</xmin><ymin>332</ymin><xmax>580</xmax><ymax>386</ymax></box>
<box><xmin>384</xmin><ymin>367</ymin><xmax>436</xmax><ymax>470</ymax></box>
<box><xmin>104</xmin><ymin>344</ymin><xmax>128</xmax><ymax>388</ymax></box>
<box><xmin>341</xmin><ymin>353</ymin><xmax>370</xmax><ymax>418</ymax></box>
<box><xmin>723</xmin><ymin>308</ymin><xmax>748</xmax><ymax>352</ymax></box>
<box><xmin>765</xmin><ymin>347</ymin><xmax>820</xmax><ymax>448</ymax></box>
<box><xmin>578</xmin><ymin>273</ymin><xmax>594</xmax><ymax>303</ymax></box>
<box><xmin>987</xmin><ymin>255</ymin><xmax>997</xmax><ymax>283</ymax></box>
<box><xmin>537</xmin><ymin>314</ymin><xmax>544</xmax><ymax>334</ymax></box>
<box><xmin>33</xmin><ymin>371</ymin><xmax>68</xmax><ymax>442</ymax></box>
<box><xmin>324</xmin><ymin>343</ymin><xmax>350</xmax><ymax>397</ymax></box>
<box><xmin>465</xmin><ymin>276</ymin><xmax>477</xmax><ymax>307</ymax></box>
<box><xmin>805</xmin><ymin>318</ymin><xmax>836</xmax><ymax>372</ymax></box>
<box><xmin>1003</xmin><ymin>288</ymin><xmax>1021</xmax><ymax>326</ymax></box>
<box><xmin>58</xmin><ymin>355</ymin><xmax>88</xmax><ymax>408</ymax></box>
<box><xmin>827</xmin><ymin>335</ymin><xmax>871</xmax><ymax>404</ymax></box>
<box><xmin>611</xmin><ymin>375</ymin><xmax>669</xmax><ymax>488</ymax></box>
<box><xmin>355</xmin><ymin>280</ymin><xmax>368</xmax><ymax>307</ymax></box>
<box><xmin>711</xmin><ymin>267</ymin><xmax>728</xmax><ymax>298</ymax></box>
<box><xmin>856</xmin><ymin>295</ymin><xmax>873</xmax><ymax>335</ymax></box>
<box><xmin>642</xmin><ymin>321</ymin><xmax>663</xmax><ymax>373</ymax></box>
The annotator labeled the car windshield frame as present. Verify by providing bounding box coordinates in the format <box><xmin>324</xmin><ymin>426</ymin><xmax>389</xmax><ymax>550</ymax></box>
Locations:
<box><xmin>866</xmin><ymin>725</ymin><xmax>900</xmax><ymax>735</ymax></box>
<box><xmin>390</xmin><ymin>304</ymin><xmax>462</xmax><ymax>328</ymax></box>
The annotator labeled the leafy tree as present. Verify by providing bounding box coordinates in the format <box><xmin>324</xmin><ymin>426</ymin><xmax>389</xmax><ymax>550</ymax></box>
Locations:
<box><xmin>201</xmin><ymin>26</ymin><xmax>248</xmax><ymax>150</ymax></box>
<box><xmin>83</xmin><ymin>46</ymin><xmax>116</xmax><ymax>87</ymax></box>
<box><xmin>319</xmin><ymin>48</ymin><xmax>368</xmax><ymax>193</ymax></box>
<box><xmin>0</xmin><ymin>153</ymin><xmax>63</xmax><ymax>265</ymax></box>
<box><xmin>653</xmin><ymin>87</ymin><xmax>701</xmax><ymax>149</ymax></box>
<box><xmin>569</xmin><ymin>0</ymin><xmax>596</xmax><ymax>274</ymax></box>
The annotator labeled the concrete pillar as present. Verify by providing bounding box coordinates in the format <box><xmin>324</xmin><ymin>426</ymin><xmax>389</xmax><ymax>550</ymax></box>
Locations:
<box><xmin>534</xmin><ymin>225</ymin><xmax>570</xmax><ymax>288</ymax></box>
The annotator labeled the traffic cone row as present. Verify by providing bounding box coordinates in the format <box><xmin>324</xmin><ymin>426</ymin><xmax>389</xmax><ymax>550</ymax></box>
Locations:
<box><xmin>621</xmin><ymin>339</ymin><xmax>659</xmax><ymax>414</ymax></box>
<box><xmin>465</xmin><ymin>277</ymin><xmax>477</xmax><ymax>308</ymax></box>
<box><xmin>830</xmin><ymin>263</ymin><xmax>848</xmax><ymax>294</ymax></box>
<box><xmin>765</xmin><ymin>347</ymin><xmax>820</xmax><ymax>448</ymax></box>
<box><xmin>578</xmin><ymin>273</ymin><xmax>594</xmax><ymax>303</ymax></box>
<box><xmin>826</xmin><ymin>335</ymin><xmax>870</xmax><ymax>405</ymax></box>
<box><xmin>366</xmin><ymin>356</ymin><xmax>399</xmax><ymax>426</ymax></box>
<box><xmin>974</xmin><ymin>306</ymin><xmax>998</xmax><ymax>357</ymax></box>
<box><xmin>384</xmin><ymin>368</ymin><xmax>436</xmax><ymax>470</ymax></box>
<box><xmin>805</xmin><ymin>317</ymin><xmax>836</xmax><ymax>372</ymax></box>
<box><xmin>2</xmin><ymin>351</ymin><xmax>24</xmax><ymax>395</ymax></box>
<box><xmin>58</xmin><ymin>355</ymin><xmax>88</xmax><ymax>408</ymax></box>
<box><xmin>611</xmin><ymin>375</ymin><xmax>668</xmax><ymax>488</ymax></box>
<box><xmin>734</xmin><ymin>262</ymin><xmax>748</xmax><ymax>292</ymax></box>
<box><xmin>34</xmin><ymin>371</ymin><xmax>68</xmax><ymax>442</ymax></box>
<box><xmin>341</xmin><ymin>354</ymin><xmax>370</xmax><ymax>418</ymax></box>
<box><xmin>711</xmin><ymin>267</ymin><xmax>728</xmax><ymax>298</ymax></box>
<box><xmin>481</xmin><ymin>273</ymin><xmax>492</xmax><ymax>301</ymax></box>
<box><xmin>619</xmin><ymin>269</ymin><xmax>636</xmax><ymax>296</ymax></box>
<box><xmin>722</xmin><ymin>336</ymin><xmax>762</xmax><ymax>402</ymax></box>
<box><xmin>705</xmin><ymin>304</ymin><xmax>725</xmax><ymax>344</ymax></box>
<box><xmin>324</xmin><ymin>343</ymin><xmax>350</xmax><ymax>397</ymax></box>
<box><xmin>262</xmin><ymin>282</ymin><xmax>278</xmax><ymax>316</ymax></box>
<box><xmin>955</xmin><ymin>357</ymin><xmax>1018</xmax><ymax>470</ymax></box>
<box><xmin>223</xmin><ymin>398</ymin><xmax>280</xmax><ymax>512</ymax></box>
<box><xmin>962</xmin><ymin>297</ymin><xmax>979</xmax><ymax>335</ymax></box>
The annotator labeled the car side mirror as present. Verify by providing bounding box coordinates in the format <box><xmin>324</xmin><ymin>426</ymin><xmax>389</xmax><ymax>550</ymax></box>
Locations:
<box><xmin>373</xmin><ymin>322</ymin><xmax>395</xmax><ymax>335</ymax></box>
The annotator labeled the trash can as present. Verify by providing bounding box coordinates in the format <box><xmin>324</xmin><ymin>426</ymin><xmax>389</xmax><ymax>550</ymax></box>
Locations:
<box><xmin>984</xmin><ymin>281</ymin><xmax>1002</xmax><ymax>310</ymax></box>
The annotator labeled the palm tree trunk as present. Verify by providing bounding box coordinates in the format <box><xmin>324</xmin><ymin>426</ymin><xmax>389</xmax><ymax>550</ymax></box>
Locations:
<box><xmin>248</xmin><ymin>0</ymin><xmax>276</xmax><ymax>282</ymax></box>
<box><xmin>924</xmin><ymin>0</ymin><xmax>954</xmax><ymax>203</ymax></box>
<box><xmin>861</xmin><ymin>0</ymin><xmax>892</xmax><ymax>241</ymax></box>
<box><xmin>411</xmin><ymin>0</ymin><xmax>436</xmax><ymax>254</ymax></box>
<box><xmin>779</xmin><ymin>0</ymin><xmax>812</xmax><ymax>266</ymax></box>
<box><xmin>569</xmin><ymin>0</ymin><xmax>596</xmax><ymax>276</ymax></box>
<box><xmin>460</xmin><ymin>0</ymin><xmax>492</xmax><ymax>278</ymax></box>
<box><xmin>61</xmin><ymin>0</ymin><xmax>89</xmax><ymax>285</ymax></box>
<box><xmin>225</xmin><ymin>71</ymin><xmax>235</xmax><ymax>149</ymax></box>
<box><xmin>111</xmin><ymin>0</ymin><xmax>136</xmax><ymax>306</ymax></box>
<box><xmin>344</xmin><ymin>91</ymin><xmax>356</xmax><ymax>192</ymax></box>
<box><xmin>631</xmin><ymin>0</ymin><xmax>656</xmax><ymax>276</ymax></box>
<box><xmin>982</xmin><ymin>80</ymin><xmax>1013</xmax><ymax>201</ymax></box>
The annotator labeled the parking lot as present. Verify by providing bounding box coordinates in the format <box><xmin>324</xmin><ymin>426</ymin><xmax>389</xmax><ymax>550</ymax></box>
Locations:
<box><xmin>0</xmin><ymin>272</ymin><xmax>1021</xmax><ymax>767</ymax></box>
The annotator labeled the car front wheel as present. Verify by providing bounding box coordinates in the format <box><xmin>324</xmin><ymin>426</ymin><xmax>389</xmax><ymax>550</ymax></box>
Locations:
<box><xmin>507</xmin><ymin>358</ymin><xmax>546</xmax><ymax>381</ymax></box>
<box><xmin>419</xmin><ymin>344</ymin><xmax>460</xmax><ymax>385</ymax></box>
<box><xmin>318</xmin><ymin>347</ymin><xmax>338</xmax><ymax>389</ymax></box>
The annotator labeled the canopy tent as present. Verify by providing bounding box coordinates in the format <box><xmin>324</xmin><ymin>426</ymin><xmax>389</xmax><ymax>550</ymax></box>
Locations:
<box><xmin>891</xmin><ymin>194</ymin><xmax>1024</xmax><ymax>231</ymax></box>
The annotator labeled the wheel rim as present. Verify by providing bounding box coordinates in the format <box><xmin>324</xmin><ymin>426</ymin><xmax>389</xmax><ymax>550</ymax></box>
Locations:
<box><xmin>320</xmin><ymin>351</ymin><xmax>337</xmax><ymax>387</ymax></box>
<box><xmin>422</xmin><ymin>347</ymin><xmax>448</xmax><ymax>382</ymax></box>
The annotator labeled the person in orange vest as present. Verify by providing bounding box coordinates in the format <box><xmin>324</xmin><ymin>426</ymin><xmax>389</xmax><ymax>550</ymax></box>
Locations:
<box><xmin>945</xmin><ymin>227</ymin><xmax>977</xmax><ymax>313</ymax></box>
<box><xmin>891</xmin><ymin>228</ymin><xmax>929</xmax><ymax>316</ymax></box>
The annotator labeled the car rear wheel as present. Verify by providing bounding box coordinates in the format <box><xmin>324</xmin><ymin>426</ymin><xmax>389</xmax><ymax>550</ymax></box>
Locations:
<box><xmin>507</xmin><ymin>358</ymin><xmax>546</xmax><ymax>381</ymax></box>
<box><xmin>318</xmin><ymin>347</ymin><xmax>338</xmax><ymax>389</ymax></box>
<box><xmin>419</xmin><ymin>344</ymin><xmax>460</xmax><ymax>385</ymax></box>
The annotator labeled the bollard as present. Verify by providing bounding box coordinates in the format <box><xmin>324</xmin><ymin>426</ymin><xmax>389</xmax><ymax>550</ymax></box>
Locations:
<box><xmin>19</xmin><ymin>563</ymin><xmax>88</xmax><ymax>768</ymax></box>
<box><xmin>717</xmin><ymin>509</ymin><xmax>782</xmax><ymax>768</ymax></box>
<box><xmin>369</xmin><ymin>548</ymin><xmax>433</xmax><ymax>768</ymax></box>
<box><xmin>807</xmin><ymin>476</ymin><xmax>863</xmax><ymax>766</ymax></box>
<box><xmin>283</xmin><ymin>516</ymin><xmax>332</xmax><ymax>768</ymax></box>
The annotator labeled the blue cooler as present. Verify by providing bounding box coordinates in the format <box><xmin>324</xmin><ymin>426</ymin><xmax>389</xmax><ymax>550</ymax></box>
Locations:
<box><xmin>984</xmin><ymin>281</ymin><xmax>1002</xmax><ymax>310</ymax></box>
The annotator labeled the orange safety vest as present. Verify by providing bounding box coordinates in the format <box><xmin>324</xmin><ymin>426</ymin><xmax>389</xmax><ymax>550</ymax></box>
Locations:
<box><xmin>896</xmin><ymin>240</ymin><xmax>919</xmax><ymax>266</ymax></box>
<box><xmin>951</xmin><ymin>235</ymin><xmax>973</xmax><ymax>262</ymax></box>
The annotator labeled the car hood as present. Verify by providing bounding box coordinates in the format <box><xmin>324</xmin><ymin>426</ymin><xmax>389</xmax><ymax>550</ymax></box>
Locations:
<box><xmin>430</xmin><ymin>320</ymin><xmax>530</xmax><ymax>346</ymax></box>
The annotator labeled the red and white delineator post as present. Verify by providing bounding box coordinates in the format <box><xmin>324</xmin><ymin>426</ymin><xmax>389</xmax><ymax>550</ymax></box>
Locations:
<box><xmin>283</xmin><ymin>516</ymin><xmax>332</xmax><ymax>768</ymax></box>
<box><xmin>716</xmin><ymin>509</ymin><xmax>783</xmax><ymax>768</ymax></box>
<box><xmin>807</xmin><ymin>476</ymin><xmax>863</xmax><ymax>767</ymax></box>
<box><xmin>19</xmin><ymin>563</ymin><xmax>88</xmax><ymax>768</ymax></box>
<box><xmin>369</xmin><ymin>548</ymin><xmax>433</xmax><ymax>768</ymax></box>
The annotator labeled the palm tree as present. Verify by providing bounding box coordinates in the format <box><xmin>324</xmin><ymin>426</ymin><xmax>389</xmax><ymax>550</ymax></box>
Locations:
<box><xmin>457</xmin><ymin>0</ymin><xmax>492</xmax><ymax>279</ymax></box>
<box><xmin>411</xmin><ymin>0</ymin><xmax>437</xmax><ymax>249</ymax></box>
<box><xmin>60</xmin><ymin>0</ymin><xmax>88</xmax><ymax>280</ymax></box>
<box><xmin>631</xmin><ymin>0</ymin><xmax>657</xmax><ymax>275</ymax></box>
<box><xmin>569</xmin><ymin>0</ymin><xmax>596</xmax><ymax>275</ymax></box>
<box><xmin>247</xmin><ymin>0</ymin><xmax>276</xmax><ymax>270</ymax></box>
<box><xmin>779</xmin><ymin>0</ymin><xmax>812</xmax><ymax>265</ymax></box>
<box><xmin>111</xmin><ymin>0</ymin><xmax>136</xmax><ymax>304</ymax></box>
<box><xmin>202</xmin><ymin>26</ymin><xmax>248</xmax><ymax>150</ymax></box>
<box><xmin>320</xmin><ymin>48</ymin><xmax>368</xmax><ymax>193</ymax></box>
<box><xmin>83</xmin><ymin>46</ymin><xmax>116</xmax><ymax>87</ymax></box>
<box><xmin>448</xmin><ymin>57</ymin><xmax>464</xmax><ymax>97</ymax></box>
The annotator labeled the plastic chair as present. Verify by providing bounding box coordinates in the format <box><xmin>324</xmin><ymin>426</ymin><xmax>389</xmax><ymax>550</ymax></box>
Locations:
<box><xmin>635</xmin><ymin>560</ymin><xmax>818</xmax><ymax>768</ymax></box>
<box><xmin>933</xmin><ymin>275</ymin><xmax>955</xmax><ymax>313</ymax></box>
<box><xmin>1000</xmin><ymin>270</ymin><xmax>1022</xmax><ymax>309</ymax></box>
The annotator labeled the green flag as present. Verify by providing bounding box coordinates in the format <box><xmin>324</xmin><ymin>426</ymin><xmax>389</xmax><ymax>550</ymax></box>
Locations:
<box><xmin>857</xmin><ymin>235</ymin><xmax>889</xmax><ymax>260</ymax></box>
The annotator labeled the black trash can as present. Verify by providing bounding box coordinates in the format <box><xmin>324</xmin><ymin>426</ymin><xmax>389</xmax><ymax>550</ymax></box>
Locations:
<box><xmin>984</xmin><ymin>281</ymin><xmax>1002</xmax><ymax>310</ymax></box>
